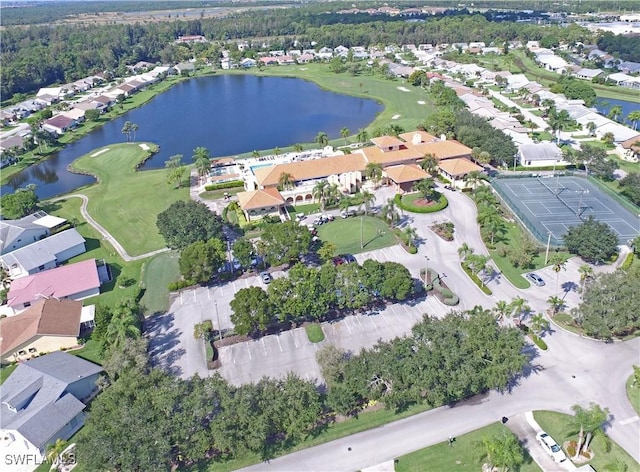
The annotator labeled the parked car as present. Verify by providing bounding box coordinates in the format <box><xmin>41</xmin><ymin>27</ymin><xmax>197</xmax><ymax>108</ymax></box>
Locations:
<box><xmin>260</xmin><ymin>272</ymin><xmax>272</xmax><ymax>284</ymax></box>
<box><xmin>526</xmin><ymin>272</ymin><xmax>545</xmax><ymax>286</ymax></box>
<box><xmin>340</xmin><ymin>210</ymin><xmax>356</xmax><ymax>218</ymax></box>
<box><xmin>332</xmin><ymin>257</ymin><xmax>345</xmax><ymax>266</ymax></box>
<box><xmin>232</xmin><ymin>259</ymin><xmax>242</xmax><ymax>271</ymax></box>
<box><xmin>313</xmin><ymin>217</ymin><xmax>323</xmax><ymax>225</ymax></box>
<box><xmin>536</xmin><ymin>431</ymin><xmax>567</xmax><ymax>463</ymax></box>
<box><xmin>342</xmin><ymin>254</ymin><xmax>357</xmax><ymax>264</ymax></box>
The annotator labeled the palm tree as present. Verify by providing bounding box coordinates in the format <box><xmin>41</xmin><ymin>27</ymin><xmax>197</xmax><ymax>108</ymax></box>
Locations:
<box><xmin>381</xmin><ymin>198</ymin><xmax>400</xmax><ymax>228</ymax></box>
<box><xmin>403</xmin><ymin>225</ymin><xmax>418</xmax><ymax>248</ymax></box>
<box><xmin>315</xmin><ymin>131</ymin><xmax>329</xmax><ymax>147</ymax></box>
<box><xmin>586</xmin><ymin>121</ymin><xmax>597</xmax><ymax>136</ymax></box>
<box><xmin>360</xmin><ymin>190</ymin><xmax>375</xmax><ymax>215</ymax></box>
<box><xmin>529</xmin><ymin>313</ymin><xmax>550</xmax><ymax>335</ymax></box>
<box><xmin>273</xmin><ymin>146</ymin><xmax>281</xmax><ymax>156</ymax></box>
<box><xmin>292</xmin><ymin>143</ymin><xmax>304</xmax><ymax>153</ymax></box>
<box><xmin>509</xmin><ymin>296</ymin><xmax>528</xmax><ymax>323</ymax></box>
<box><xmin>46</xmin><ymin>438</ymin><xmax>69</xmax><ymax>466</ymax></box>
<box><xmin>420</xmin><ymin>153</ymin><xmax>438</xmax><ymax>174</ymax></box>
<box><xmin>464</xmin><ymin>170</ymin><xmax>484</xmax><ymax>189</ymax></box>
<box><xmin>493</xmin><ymin>300</ymin><xmax>510</xmax><ymax>321</ymax></box>
<box><xmin>458</xmin><ymin>243</ymin><xmax>474</xmax><ymax>262</ymax></box>
<box><xmin>412</xmin><ymin>178</ymin><xmax>436</xmax><ymax>200</ymax></box>
<box><xmin>278</xmin><ymin>172</ymin><xmax>295</xmax><ymax>191</ymax></box>
<box><xmin>340</xmin><ymin>127</ymin><xmax>350</xmax><ymax>146</ymax></box>
<box><xmin>627</xmin><ymin>110</ymin><xmax>640</xmax><ymax>131</ymax></box>
<box><xmin>357</xmin><ymin>128</ymin><xmax>369</xmax><ymax>143</ymax></box>
<box><xmin>548</xmin><ymin>110</ymin><xmax>573</xmax><ymax>145</ymax></box>
<box><xmin>483</xmin><ymin>214</ymin><xmax>505</xmax><ymax>245</ymax></box>
<box><xmin>467</xmin><ymin>254</ymin><xmax>489</xmax><ymax>284</ymax></box>
<box><xmin>479</xmin><ymin>431</ymin><xmax>525</xmax><ymax>472</ymax></box>
<box><xmin>195</xmin><ymin>156</ymin><xmax>211</xmax><ymax>178</ymax></box>
<box><xmin>550</xmin><ymin>253</ymin><xmax>567</xmax><ymax>298</ymax></box>
<box><xmin>130</xmin><ymin>123</ymin><xmax>139</xmax><ymax>142</ymax></box>
<box><xmin>121</xmin><ymin>121</ymin><xmax>132</xmax><ymax>142</ymax></box>
<box><xmin>607</xmin><ymin>105</ymin><xmax>623</xmax><ymax>122</ymax></box>
<box><xmin>104</xmin><ymin>302</ymin><xmax>141</xmax><ymax>352</ymax></box>
<box><xmin>547</xmin><ymin>295</ymin><xmax>564</xmax><ymax>315</ymax></box>
<box><xmin>578</xmin><ymin>264</ymin><xmax>594</xmax><ymax>292</ymax></box>
<box><xmin>541</xmin><ymin>99</ymin><xmax>555</xmax><ymax>117</ymax></box>
<box><xmin>365</xmin><ymin>162</ymin><xmax>383</xmax><ymax>187</ymax></box>
<box><xmin>312</xmin><ymin>179</ymin><xmax>330</xmax><ymax>209</ymax></box>
<box><xmin>252</xmin><ymin>150</ymin><xmax>260</xmax><ymax>158</ymax></box>
<box><xmin>570</xmin><ymin>403</ymin><xmax>610</xmax><ymax>459</ymax></box>
<box><xmin>192</xmin><ymin>146</ymin><xmax>211</xmax><ymax>162</ymax></box>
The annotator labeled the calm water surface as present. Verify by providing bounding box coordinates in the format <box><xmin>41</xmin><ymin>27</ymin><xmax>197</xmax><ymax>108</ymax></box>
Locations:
<box><xmin>594</xmin><ymin>97</ymin><xmax>640</xmax><ymax>127</ymax></box>
<box><xmin>3</xmin><ymin>75</ymin><xmax>383</xmax><ymax>199</ymax></box>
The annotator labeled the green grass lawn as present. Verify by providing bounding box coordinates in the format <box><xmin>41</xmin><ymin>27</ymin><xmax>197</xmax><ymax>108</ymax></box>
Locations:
<box><xmin>199</xmin><ymin>187</ymin><xmax>243</xmax><ymax>200</ymax></box>
<box><xmin>532</xmin><ymin>131</ymin><xmax>553</xmax><ymax>142</ymax></box>
<box><xmin>0</xmin><ymin>364</ymin><xmax>18</xmax><ymax>384</ymax></box>
<box><xmin>395</xmin><ymin>422</ymin><xmax>541</xmax><ymax>472</ymax></box>
<box><xmin>533</xmin><ymin>411</ymin><xmax>638</xmax><ymax>471</ymax></box>
<box><xmin>305</xmin><ymin>323</ymin><xmax>325</xmax><ymax>343</ymax></box>
<box><xmin>224</xmin><ymin>64</ymin><xmax>434</xmax><ymax>136</ymax></box>
<box><xmin>68</xmin><ymin>142</ymin><xmax>189</xmax><ymax>256</ymax></box>
<box><xmin>316</xmin><ymin>216</ymin><xmax>397</xmax><ymax>254</ymax></box>
<box><xmin>70</xmin><ymin>339</ymin><xmax>103</xmax><ymax>365</ymax></box>
<box><xmin>140</xmin><ymin>251</ymin><xmax>180</xmax><ymax>315</ymax></box>
<box><xmin>488</xmin><ymin>222</ymin><xmax>570</xmax><ymax>289</ymax></box>
<box><xmin>627</xmin><ymin>374</ymin><xmax>640</xmax><ymax>416</ymax></box>
<box><xmin>43</xmin><ymin>196</ymin><xmax>146</xmax><ymax>309</ymax></box>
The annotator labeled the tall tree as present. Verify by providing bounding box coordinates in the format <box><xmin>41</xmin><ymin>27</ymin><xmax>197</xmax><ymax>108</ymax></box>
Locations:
<box><xmin>420</xmin><ymin>153</ymin><xmax>439</xmax><ymax>174</ymax></box>
<box><xmin>478</xmin><ymin>431</ymin><xmax>525</xmax><ymax>472</ymax></box>
<box><xmin>627</xmin><ymin>110</ymin><xmax>640</xmax><ymax>130</ymax></box>
<box><xmin>0</xmin><ymin>185</ymin><xmax>39</xmax><ymax>219</ymax></box>
<box><xmin>365</xmin><ymin>162</ymin><xmax>383</xmax><ymax>187</ymax></box>
<box><xmin>130</xmin><ymin>123</ymin><xmax>139</xmax><ymax>142</ymax></box>
<box><xmin>156</xmin><ymin>200</ymin><xmax>223</xmax><ymax>249</ymax></box>
<box><xmin>563</xmin><ymin>216</ymin><xmax>618</xmax><ymax>264</ymax></box>
<box><xmin>607</xmin><ymin>105</ymin><xmax>623</xmax><ymax>122</ymax></box>
<box><xmin>278</xmin><ymin>172</ymin><xmax>295</xmax><ymax>191</ymax></box>
<box><xmin>121</xmin><ymin>121</ymin><xmax>132</xmax><ymax>142</ymax></box>
<box><xmin>179</xmin><ymin>238</ymin><xmax>226</xmax><ymax>284</ymax></box>
<box><xmin>357</xmin><ymin>128</ymin><xmax>369</xmax><ymax>143</ymax></box>
<box><xmin>315</xmin><ymin>131</ymin><xmax>329</xmax><ymax>147</ymax></box>
<box><xmin>381</xmin><ymin>198</ymin><xmax>400</xmax><ymax>228</ymax></box>
<box><xmin>570</xmin><ymin>403</ymin><xmax>610</xmax><ymax>458</ymax></box>
<box><xmin>340</xmin><ymin>127</ymin><xmax>350</xmax><ymax>145</ymax></box>
<box><xmin>230</xmin><ymin>286</ymin><xmax>273</xmax><ymax>336</ymax></box>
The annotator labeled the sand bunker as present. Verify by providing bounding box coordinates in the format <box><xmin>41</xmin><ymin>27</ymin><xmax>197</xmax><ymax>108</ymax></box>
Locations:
<box><xmin>417</xmin><ymin>100</ymin><xmax>426</xmax><ymax>105</ymax></box>
<box><xmin>397</xmin><ymin>86</ymin><xmax>410</xmax><ymax>92</ymax></box>
<box><xmin>392</xmin><ymin>114</ymin><xmax>401</xmax><ymax>120</ymax></box>
<box><xmin>139</xmin><ymin>143</ymin><xmax>150</xmax><ymax>151</ymax></box>
<box><xmin>91</xmin><ymin>149</ymin><xmax>109</xmax><ymax>157</ymax></box>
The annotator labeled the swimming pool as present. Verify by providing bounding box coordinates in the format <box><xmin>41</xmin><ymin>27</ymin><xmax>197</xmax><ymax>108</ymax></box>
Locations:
<box><xmin>250</xmin><ymin>163</ymin><xmax>276</xmax><ymax>173</ymax></box>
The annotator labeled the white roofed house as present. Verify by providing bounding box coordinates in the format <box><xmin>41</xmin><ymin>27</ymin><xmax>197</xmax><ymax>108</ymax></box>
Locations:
<box><xmin>536</xmin><ymin>54</ymin><xmax>569</xmax><ymax>74</ymax></box>
<box><xmin>0</xmin><ymin>212</ymin><xmax>66</xmax><ymax>255</ymax></box>
<box><xmin>574</xmin><ymin>68</ymin><xmax>603</xmax><ymax>81</ymax></box>
<box><xmin>518</xmin><ymin>142</ymin><xmax>566</xmax><ymax>167</ymax></box>
<box><xmin>0</xmin><ymin>228</ymin><xmax>86</xmax><ymax>279</ymax></box>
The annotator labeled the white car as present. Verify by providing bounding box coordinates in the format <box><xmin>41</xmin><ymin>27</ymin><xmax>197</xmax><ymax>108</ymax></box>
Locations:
<box><xmin>536</xmin><ymin>431</ymin><xmax>567</xmax><ymax>463</ymax></box>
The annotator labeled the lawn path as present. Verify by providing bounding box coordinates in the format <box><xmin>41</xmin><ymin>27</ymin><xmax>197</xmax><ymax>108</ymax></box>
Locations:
<box><xmin>51</xmin><ymin>194</ymin><xmax>169</xmax><ymax>262</ymax></box>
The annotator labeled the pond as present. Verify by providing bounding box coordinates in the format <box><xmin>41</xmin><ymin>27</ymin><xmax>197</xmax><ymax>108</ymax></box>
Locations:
<box><xmin>2</xmin><ymin>74</ymin><xmax>383</xmax><ymax>200</ymax></box>
<box><xmin>594</xmin><ymin>97</ymin><xmax>640</xmax><ymax>128</ymax></box>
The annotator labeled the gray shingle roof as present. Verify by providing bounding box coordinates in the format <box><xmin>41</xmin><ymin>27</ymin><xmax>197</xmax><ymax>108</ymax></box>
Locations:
<box><xmin>0</xmin><ymin>228</ymin><xmax>85</xmax><ymax>273</ymax></box>
<box><xmin>0</xmin><ymin>352</ymin><xmax>102</xmax><ymax>449</ymax></box>
<box><xmin>519</xmin><ymin>142</ymin><xmax>563</xmax><ymax>161</ymax></box>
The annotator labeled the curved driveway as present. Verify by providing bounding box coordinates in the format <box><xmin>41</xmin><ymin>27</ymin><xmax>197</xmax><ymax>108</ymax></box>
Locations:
<box><xmin>52</xmin><ymin>194</ymin><xmax>169</xmax><ymax>261</ymax></box>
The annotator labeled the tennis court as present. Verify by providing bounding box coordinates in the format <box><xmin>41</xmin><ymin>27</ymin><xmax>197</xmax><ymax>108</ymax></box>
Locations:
<box><xmin>492</xmin><ymin>175</ymin><xmax>638</xmax><ymax>245</ymax></box>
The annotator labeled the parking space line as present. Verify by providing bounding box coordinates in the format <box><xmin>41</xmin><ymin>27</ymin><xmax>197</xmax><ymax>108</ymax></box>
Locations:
<box><xmin>343</xmin><ymin>319</ymin><xmax>352</xmax><ymax>334</ymax></box>
<box><xmin>355</xmin><ymin>316</ymin><xmax>364</xmax><ymax>331</ymax></box>
<box><xmin>207</xmin><ymin>290</ymin><xmax>211</xmax><ymax>300</ymax></box>
<box><xmin>246</xmin><ymin>343</ymin><xmax>252</xmax><ymax>360</ymax></box>
<box><xmin>193</xmin><ymin>290</ymin><xmax>196</xmax><ymax>302</ymax></box>
<box><xmin>261</xmin><ymin>338</ymin><xmax>268</xmax><ymax>356</ymax></box>
<box><xmin>180</xmin><ymin>292</ymin><xmax>183</xmax><ymax>304</ymax></box>
<box><xmin>368</xmin><ymin>315</ymin><xmax>377</xmax><ymax>328</ymax></box>
<box><xmin>293</xmin><ymin>333</ymin><xmax>299</xmax><ymax>348</ymax></box>
<box><xmin>276</xmin><ymin>335</ymin><xmax>283</xmax><ymax>352</ymax></box>
<box><xmin>232</xmin><ymin>281</ymin><xmax>237</xmax><ymax>292</ymax></box>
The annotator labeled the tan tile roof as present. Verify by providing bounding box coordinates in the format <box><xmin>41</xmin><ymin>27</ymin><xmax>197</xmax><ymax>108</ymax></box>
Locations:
<box><xmin>0</xmin><ymin>298</ymin><xmax>82</xmax><ymax>356</ymax></box>
<box><xmin>621</xmin><ymin>135</ymin><xmax>640</xmax><ymax>150</ymax></box>
<box><xmin>399</xmin><ymin>130</ymin><xmax>437</xmax><ymax>144</ymax></box>
<box><xmin>237</xmin><ymin>188</ymin><xmax>285</xmax><ymax>210</ymax></box>
<box><xmin>413</xmin><ymin>140</ymin><xmax>472</xmax><ymax>160</ymax></box>
<box><xmin>384</xmin><ymin>164</ymin><xmax>429</xmax><ymax>183</ymax></box>
<box><xmin>370</xmin><ymin>136</ymin><xmax>406</xmax><ymax>148</ymax></box>
<box><xmin>254</xmin><ymin>154</ymin><xmax>367</xmax><ymax>187</ymax></box>
<box><xmin>438</xmin><ymin>158</ymin><xmax>482</xmax><ymax>177</ymax></box>
<box><xmin>214</xmin><ymin>157</ymin><xmax>235</xmax><ymax>165</ymax></box>
<box><xmin>357</xmin><ymin>145</ymin><xmax>422</xmax><ymax>165</ymax></box>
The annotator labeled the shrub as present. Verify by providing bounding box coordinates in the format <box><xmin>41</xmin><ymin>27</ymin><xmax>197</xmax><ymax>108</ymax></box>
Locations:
<box><xmin>530</xmin><ymin>334</ymin><xmax>548</xmax><ymax>350</ymax></box>
<box><xmin>305</xmin><ymin>323</ymin><xmax>325</xmax><ymax>343</ymax></box>
<box><xmin>461</xmin><ymin>263</ymin><xmax>493</xmax><ymax>295</ymax></box>
<box><xmin>395</xmin><ymin>192</ymin><xmax>448</xmax><ymax>214</ymax></box>
<box><xmin>168</xmin><ymin>279</ymin><xmax>195</xmax><ymax>291</ymax></box>
<box><xmin>204</xmin><ymin>180</ymin><xmax>244</xmax><ymax>191</ymax></box>
<box><xmin>621</xmin><ymin>253</ymin><xmax>635</xmax><ymax>270</ymax></box>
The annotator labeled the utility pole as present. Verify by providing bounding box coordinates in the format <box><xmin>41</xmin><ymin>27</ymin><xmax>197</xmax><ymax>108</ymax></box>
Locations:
<box><xmin>214</xmin><ymin>301</ymin><xmax>222</xmax><ymax>343</ymax></box>
<box><xmin>544</xmin><ymin>232</ymin><xmax>552</xmax><ymax>265</ymax></box>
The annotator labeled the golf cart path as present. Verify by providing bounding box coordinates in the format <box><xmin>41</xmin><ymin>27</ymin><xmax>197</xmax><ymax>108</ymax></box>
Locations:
<box><xmin>51</xmin><ymin>194</ymin><xmax>169</xmax><ymax>262</ymax></box>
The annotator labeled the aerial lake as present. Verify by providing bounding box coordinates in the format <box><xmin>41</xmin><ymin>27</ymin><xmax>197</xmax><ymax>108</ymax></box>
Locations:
<box><xmin>594</xmin><ymin>97</ymin><xmax>640</xmax><ymax>127</ymax></box>
<box><xmin>3</xmin><ymin>75</ymin><xmax>383</xmax><ymax>199</ymax></box>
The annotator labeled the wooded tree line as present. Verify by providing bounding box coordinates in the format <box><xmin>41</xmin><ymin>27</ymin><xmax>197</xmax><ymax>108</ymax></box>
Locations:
<box><xmin>77</xmin><ymin>306</ymin><xmax>527</xmax><ymax>470</ymax></box>
<box><xmin>230</xmin><ymin>260</ymin><xmax>415</xmax><ymax>336</ymax></box>
<box><xmin>597</xmin><ymin>32</ymin><xmax>640</xmax><ymax>63</ymax></box>
<box><xmin>2</xmin><ymin>8</ymin><xmax>593</xmax><ymax>100</ymax></box>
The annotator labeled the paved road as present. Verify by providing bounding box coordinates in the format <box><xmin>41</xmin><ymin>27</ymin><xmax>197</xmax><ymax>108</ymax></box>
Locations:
<box><xmin>51</xmin><ymin>194</ymin><xmax>169</xmax><ymax>261</ymax></box>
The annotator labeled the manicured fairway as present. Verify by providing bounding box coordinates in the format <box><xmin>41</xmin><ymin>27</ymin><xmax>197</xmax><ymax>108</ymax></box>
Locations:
<box><xmin>395</xmin><ymin>422</ymin><xmax>541</xmax><ymax>472</ymax></box>
<box><xmin>68</xmin><ymin>143</ymin><xmax>189</xmax><ymax>256</ymax></box>
<box><xmin>140</xmin><ymin>250</ymin><xmax>180</xmax><ymax>315</ymax></box>
<box><xmin>316</xmin><ymin>215</ymin><xmax>397</xmax><ymax>254</ymax></box>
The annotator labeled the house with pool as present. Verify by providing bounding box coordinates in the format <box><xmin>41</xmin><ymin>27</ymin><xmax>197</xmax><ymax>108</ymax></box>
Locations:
<box><xmin>227</xmin><ymin>131</ymin><xmax>473</xmax><ymax>222</ymax></box>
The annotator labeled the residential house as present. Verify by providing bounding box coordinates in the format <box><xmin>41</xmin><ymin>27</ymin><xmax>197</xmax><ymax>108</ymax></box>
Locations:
<box><xmin>259</xmin><ymin>56</ymin><xmax>278</xmax><ymax>66</ymax></box>
<box><xmin>316</xmin><ymin>47</ymin><xmax>334</xmax><ymax>60</ymax></box>
<box><xmin>73</xmin><ymin>101</ymin><xmax>105</xmax><ymax>113</ymax></box>
<box><xmin>606</xmin><ymin>72</ymin><xmax>633</xmax><ymax>86</ymax></box>
<box><xmin>91</xmin><ymin>95</ymin><xmax>114</xmax><ymax>109</ymax></box>
<box><xmin>239</xmin><ymin>58</ymin><xmax>256</xmax><ymax>68</ymax></box>
<box><xmin>617</xmin><ymin>136</ymin><xmax>640</xmax><ymax>162</ymax></box>
<box><xmin>297</xmin><ymin>54</ymin><xmax>315</xmax><ymax>64</ymax></box>
<box><xmin>574</xmin><ymin>68</ymin><xmax>603</xmax><ymax>80</ymax></box>
<box><xmin>7</xmin><ymin>258</ymin><xmax>101</xmax><ymax>312</ymax></box>
<box><xmin>537</xmin><ymin>54</ymin><xmax>569</xmax><ymax>74</ymax></box>
<box><xmin>617</xmin><ymin>61</ymin><xmax>640</xmax><ymax>74</ymax></box>
<box><xmin>1</xmin><ymin>228</ymin><xmax>86</xmax><ymax>279</ymax></box>
<box><xmin>173</xmin><ymin>62</ymin><xmax>195</xmax><ymax>74</ymax></box>
<box><xmin>0</xmin><ymin>135</ymin><xmax>28</xmax><ymax>157</ymax></box>
<box><xmin>237</xmin><ymin>188</ymin><xmax>287</xmax><ymax>222</ymax></box>
<box><xmin>506</xmin><ymin>74</ymin><xmax>531</xmax><ymax>91</ymax></box>
<box><xmin>334</xmin><ymin>45</ymin><xmax>349</xmax><ymax>56</ymax></box>
<box><xmin>60</xmin><ymin>108</ymin><xmax>86</xmax><ymax>123</ymax></box>
<box><xmin>42</xmin><ymin>115</ymin><xmax>76</xmax><ymax>136</ymax></box>
<box><xmin>176</xmin><ymin>35</ymin><xmax>207</xmax><ymax>43</ymax></box>
<box><xmin>220</xmin><ymin>58</ymin><xmax>237</xmax><ymax>70</ymax></box>
<box><xmin>287</xmin><ymin>50</ymin><xmax>302</xmax><ymax>57</ymax></box>
<box><xmin>0</xmin><ymin>212</ymin><xmax>66</xmax><ymax>255</ymax></box>
<box><xmin>383</xmin><ymin>164</ymin><xmax>429</xmax><ymax>193</ymax></box>
<box><xmin>518</xmin><ymin>142</ymin><xmax>565</xmax><ymax>167</ymax></box>
<box><xmin>277</xmin><ymin>56</ymin><xmax>295</xmax><ymax>65</ymax></box>
<box><xmin>0</xmin><ymin>351</ymin><xmax>103</xmax><ymax>466</ymax></box>
<box><xmin>0</xmin><ymin>298</ymin><xmax>83</xmax><ymax>364</ymax></box>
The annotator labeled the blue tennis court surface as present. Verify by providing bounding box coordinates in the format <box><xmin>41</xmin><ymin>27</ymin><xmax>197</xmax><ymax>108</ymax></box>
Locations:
<box><xmin>492</xmin><ymin>176</ymin><xmax>638</xmax><ymax>245</ymax></box>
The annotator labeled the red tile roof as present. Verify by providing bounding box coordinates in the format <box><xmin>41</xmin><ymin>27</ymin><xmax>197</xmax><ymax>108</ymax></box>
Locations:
<box><xmin>7</xmin><ymin>259</ymin><xmax>100</xmax><ymax>308</ymax></box>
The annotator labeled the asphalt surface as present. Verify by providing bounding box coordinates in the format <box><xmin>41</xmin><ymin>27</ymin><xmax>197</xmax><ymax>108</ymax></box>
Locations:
<box><xmin>148</xmin><ymin>180</ymin><xmax>640</xmax><ymax>469</ymax></box>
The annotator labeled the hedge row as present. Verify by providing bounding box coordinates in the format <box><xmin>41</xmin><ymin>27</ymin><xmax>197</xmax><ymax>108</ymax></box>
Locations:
<box><xmin>422</xmin><ymin>268</ymin><xmax>459</xmax><ymax>306</ymax></box>
<box><xmin>621</xmin><ymin>253</ymin><xmax>635</xmax><ymax>270</ymax></box>
<box><xmin>394</xmin><ymin>192</ymin><xmax>448</xmax><ymax>214</ymax></box>
<box><xmin>461</xmin><ymin>263</ymin><xmax>493</xmax><ymax>295</ymax></box>
<box><xmin>204</xmin><ymin>180</ymin><xmax>244</xmax><ymax>191</ymax></box>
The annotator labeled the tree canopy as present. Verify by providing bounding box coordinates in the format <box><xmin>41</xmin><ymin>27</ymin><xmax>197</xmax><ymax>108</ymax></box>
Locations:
<box><xmin>178</xmin><ymin>237</ymin><xmax>226</xmax><ymax>284</ymax></box>
<box><xmin>156</xmin><ymin>200</ymin><xmax>223</xmax><ymax>249</ymax></box>
<box><xmin>563</xmin><ymin>216</ymin><xmax>619</xmax><ymax>264</ymax></box>
<box><xmin>572</xmin><ymin>265</ymin><xmax>640</xmax><ymax>339</ymax></box>
<box><xmin>0</xmin><ymin>186</ymin><xmax>39</xmax><ymax>219</ymax></box>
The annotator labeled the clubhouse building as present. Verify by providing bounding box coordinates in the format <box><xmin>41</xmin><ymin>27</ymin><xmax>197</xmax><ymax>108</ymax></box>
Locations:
<box><xmin>230</xmin><ymin>131</ymin><xmax>478</xmax><ymax>221</ymax></box>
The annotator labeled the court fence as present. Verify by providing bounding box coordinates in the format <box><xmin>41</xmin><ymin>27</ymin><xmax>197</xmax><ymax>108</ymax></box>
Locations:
<box><xmin>490</xmin><ymin>179</ymin><xmax>565</xmax><ymax>246</ymax></box>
